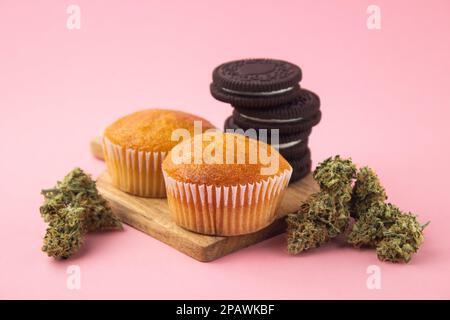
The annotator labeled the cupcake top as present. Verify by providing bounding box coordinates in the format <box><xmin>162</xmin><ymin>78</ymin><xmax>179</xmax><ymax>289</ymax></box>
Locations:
<box><xmin>104</xmin><ymin>109</ymin><xmax>215</xmax><ymax>152</ymax></box>
<box><xmin>163</xmin><ymin>132</ymin><xmax>292</xmax><ymax>186</ymax></box>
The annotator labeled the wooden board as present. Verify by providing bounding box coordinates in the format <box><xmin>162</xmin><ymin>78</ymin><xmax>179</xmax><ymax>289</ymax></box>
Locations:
<box><xmin>90</xmin><ymin>136</ymin><xmax>104</xmax><ymax>160</ymax></box>
<box><xmin>91</xmin><ymin>137</ymin><xmax>319</xmax><ymax>262</ymax></box>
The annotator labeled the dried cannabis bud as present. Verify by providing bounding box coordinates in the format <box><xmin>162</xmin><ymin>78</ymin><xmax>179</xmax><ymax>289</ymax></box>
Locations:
<box><xmin>40</xmin><ymin>168</ymin><xmax>122</xmax><ymax>259</ymax></box>
<box><xmin>313</xmin><ymin>156</ymin><xmax>357</xmax><ymax>194</ymax></box>
<box><xmin>350</xmin><ymin>167</ymin><xmax>387</xmax><ymax>218</ymax></box>
<box><xmin>287</xmin><ymin>191</ymin><xmax>351</xmax><ymax>254</ymax></box>
<box><xmin>286</xmin><ymin>211</ymin><xmax>328</xmax><ymax>254</ymax></box>
<box><xmin>347</xmin><ymin>202</ymin><xmax>401</xmax><ymax>248</ymax></box>
<box><xmin>376</xmin><ymin>214</ymin><xmax>429</xmax><ymax>263</ymax></box>
<box><xmin>42</xmin><ymin>206</ymin><xmax>85</xmax><ymax>259</ymax></box>
<box><xmin>288</xmin><ymin>155</ymin><xmax>429</xmax><ymax>263</ymax></box>
<box><xmin>287</xmin><ymin>156</ymin><xmax>356</xmax><ymax>254</ymax></box>
<box><xmin>347</xmin><ymin>167</ymin><xmax>429</xmax><ymax>263</ymax></box>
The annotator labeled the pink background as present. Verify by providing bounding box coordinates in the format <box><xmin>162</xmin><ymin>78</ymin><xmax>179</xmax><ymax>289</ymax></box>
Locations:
<box><xmin>1</xmin><ymin>0</ymin><xmax>449</xmax><ymax>299</ymax></box>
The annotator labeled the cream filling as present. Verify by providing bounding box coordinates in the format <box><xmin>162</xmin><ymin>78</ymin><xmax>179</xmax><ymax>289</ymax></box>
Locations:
<box><xmin>239</xmin><ymin>113</ymin><xmax>303</xmax><ymax>124</ymax></box>
<box><xmin>222</xmin><ymin>86</ymin><xmax>294</xmax><ymax>97</ymax></box>
<box><xmin>272</xmin><ymin>139</ymin><xmax>302</xmax><ymax>150</ymax></box>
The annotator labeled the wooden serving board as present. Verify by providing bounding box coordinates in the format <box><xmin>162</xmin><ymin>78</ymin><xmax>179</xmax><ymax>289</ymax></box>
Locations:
<box><xmin>91</xmin><ymin>137</ymin><xmax>319</xmax><ymax>262</ymax></box>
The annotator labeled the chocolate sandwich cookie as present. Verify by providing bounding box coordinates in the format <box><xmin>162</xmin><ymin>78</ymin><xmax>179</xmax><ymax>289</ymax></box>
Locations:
<box><xmin>211</xmin><ymin>58</ymin><xmax>303</xmax><ymax>108</ymax></box>
<box><xmin>233</xmin><ymin>109</ymin><xmax>321</xmax><ymax>134</ymax></box>
<box><xmin>278</xmin><ymin>138</ymin><xmax>309</xmax><ymax>160</ymax></box>
<box><xmin>288</xmin><ymin>148</ymin><xmax>312</xmax><ymax>183</ymax></box>
<box><xmin>224</xmin><ymin>116</ymin><xmax>311</xmax><ymax>146</ymax></box>
<box><xmin>232</xmin><ymin>89</ymin><xmax>321</xmax><ymax>134</ymax></box>
<box><xmin>289</xmin><ymin>158</ymin><xmax>312</xmax><ymax>183</ymax></box>
<box><xmin>233</xmin><ymin>89</ymin><xmax>321</xmax><ymax>124</ymax></box>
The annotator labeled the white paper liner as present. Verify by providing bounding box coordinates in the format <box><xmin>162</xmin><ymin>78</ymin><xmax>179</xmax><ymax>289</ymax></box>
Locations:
<box><xmin>163</xmin><ymin>169</ymin><xmax>292</xmax><ymax>235</ymax></box>
<box><xmin>103</xmin><ymin>137</ymin><xmax>167</xmax><ymax>197</ymax></box>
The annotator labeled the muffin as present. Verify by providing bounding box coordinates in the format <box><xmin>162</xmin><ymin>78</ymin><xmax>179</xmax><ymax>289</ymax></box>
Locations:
<box><xmin>162</xmin><ymin>132</ymin><xmax>292</xmax><ymax>236</ymax></box>
<box><xmin>103</xmin><ymin>109</ymin><xmax>215</xmax><ymax>198</ymax></box>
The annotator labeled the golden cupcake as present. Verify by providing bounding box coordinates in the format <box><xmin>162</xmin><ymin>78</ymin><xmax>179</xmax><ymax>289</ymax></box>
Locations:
<box><xmin>103</xmin><ymin>109</ymin><xmax>215</xmax><ymax>198</ymax></box>
<box><xmin>162</xmin><ymin>132</ymin><xmax>292</xmax><ymax>236</ymax></box>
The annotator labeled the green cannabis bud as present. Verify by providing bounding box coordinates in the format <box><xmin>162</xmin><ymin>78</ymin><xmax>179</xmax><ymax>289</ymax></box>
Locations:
<box><xmin>287</xmin><ymin>156</ymin><xmax>356</xmax><ymax>254</ymax></box>
<box><xmin>42</xmin><ymin>206</ymin><xmax>85</xmax><ymax>259</ymax></box>
<box><xmin>376</xmin><ymin>214</ymin><xmax>429</xmax><ymax>263</ymax></box>
<box><xmin>286</xmin><ymin>209</ymin><xmax>329</xmax><ymax>254</ymax></box>
<box><xmin>40</xmin><ymin>168</ymin><xmax>122</xmax><ymax>259</ymax></box>
<box><xmin>350</xmin><ymin>167</ymin><xmax>387</xmax><ymax>218</ymax></box>
<box><xmin>288</xmin><ymin>155</ymin><xmax>429</xmax><ymax>263</ymax></box>
<box><xmin>313</xmin><ymin>155</ymin><xmax>357</xmax><ymax>194</ymax></box>
<box><xmin>347</xmin><ymin>166</ymin><xmax>429</xmax><ymax>263</ymax></box>
<box><xmin>347</xmin><ymin>202</ymin><xmax>401</xmax><ymax>247</ymax></box>
<box><xmin>287</xmin><ymin>191</ymin><xmax>350</xmax><ymax>254</ymax></box>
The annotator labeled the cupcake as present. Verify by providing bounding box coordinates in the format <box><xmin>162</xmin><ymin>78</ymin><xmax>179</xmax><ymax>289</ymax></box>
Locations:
<box><xmin>103</xmin><ymin>109</ymin><xmax>215</xmax><ymax>198</ymax></box>
<box><xmin>162</xmin><ymin>132</ymin><xmax>292</xmax><ymax>236</ymax></box>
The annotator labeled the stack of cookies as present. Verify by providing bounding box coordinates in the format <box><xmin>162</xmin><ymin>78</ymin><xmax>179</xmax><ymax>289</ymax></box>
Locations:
<box><xmin>210</xmin><ymin>58</ymin><xmax>321</xmax><ymax>183</ymax></box>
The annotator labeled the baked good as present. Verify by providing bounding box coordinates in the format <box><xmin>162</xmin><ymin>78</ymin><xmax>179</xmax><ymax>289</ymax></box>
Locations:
<box><xmin>232</xmin><ymin>109</ymin><xmax>321</xmax><ymax>134</ymax></box>
<box><xmin>103</xmin><ymin>109</ymin><xmax>215</xmax><ymax>198</ymax></box>
<box><xmin>231</xmin><ymin>89</ymin><xmax>321</xmax><ymax>134</ymax></box>
<box><xmin>224</xmin><ymin>116</ymin><xmax>311</xmax><ymax>142</ymax></box>
<box><xmin>224</xmin><ymin>116</ymin><xmax>310</xmax><ymax>160</ymax></box>
<box><xmin>162</xmin><ymin>132</ymin><xmax>292</xmax><ymax>235</ymax></box>
<box><xmin>233</xmin><ymin>89</ymin><xmax>320</xmax><ymax>121</ymax></box>
<box><xmin>210</xmin><ymin>58</ymin><xmax>303</xmax><ymax>108</ymax></box>
<box><xmin>277</xmin><ymin>139</ymin><xmax>309</xmax><ymax>160</ymax></box>
<box><xmin>211</xmin><ymin>58</ymin><xmax>320</xmax><ymax>185</ymax></box>
<box><xmin>288</xmin><ymin>149</ymin><xmax>312</xmax><ymax>183</ymax></box>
